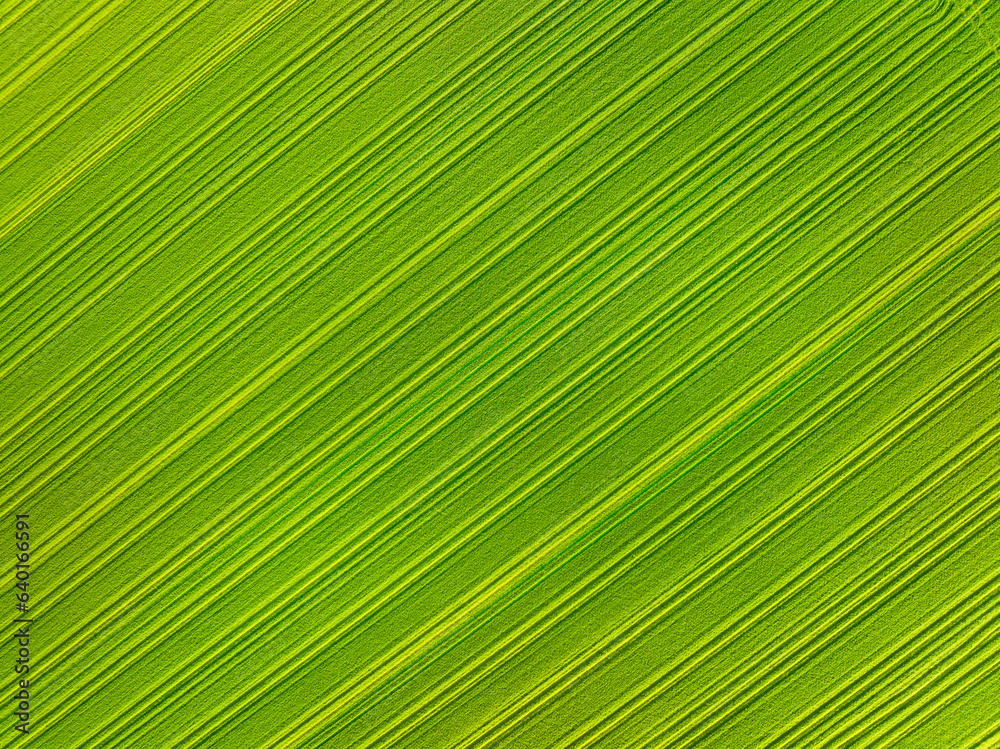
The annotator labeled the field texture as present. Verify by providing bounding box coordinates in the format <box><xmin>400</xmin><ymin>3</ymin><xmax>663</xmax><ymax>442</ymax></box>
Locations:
<box><xmin>2</xmin><ymin>0</ymin><xmax>1000</xmax><ymax>746</ymax></box>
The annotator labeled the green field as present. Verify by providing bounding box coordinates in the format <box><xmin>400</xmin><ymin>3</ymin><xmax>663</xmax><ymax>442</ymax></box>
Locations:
<box><xmin>2</xmin><ymin>0</ymin><xmax>1000</xmax><ymax>746</ymax></box>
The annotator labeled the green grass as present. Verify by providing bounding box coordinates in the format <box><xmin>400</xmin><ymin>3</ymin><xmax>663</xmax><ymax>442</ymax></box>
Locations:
<box><xmin>1</xmin><ymin>0</ymin><xmax>999</xmax><ymax>746</ymax></box>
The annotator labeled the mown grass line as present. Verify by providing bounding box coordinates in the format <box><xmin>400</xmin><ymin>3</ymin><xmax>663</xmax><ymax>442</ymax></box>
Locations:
<box><xmin>637</xmin><ymin>419</ymin><xmax>1000</xmax><ymax>748</ymax></box>
<box><xmin>498</xmin><ymin>332</ymin><xmax>995</xmax><ymax>745</ymax></box>
<box><xmin>0</xmin><ymin>0</ymin><xmax>614</xmax><ymax>371</ymax></box>
<box><xmin>47</xmin><ymin>8</ymin><xmax>876</xmax><ymax>736</ymax></box>
<box><xmin>0</xmin><ymin>0</ymin><xmax>524</xmax><ymax>360</ymax></box>
<box><xmin>0</xmin><ymin>0</ymin><xmax>484</xmax><ymax>381</ymax></box>
<box><xmin>0</xmin><ymin>0</ymin><xmax>585</xmax><ymax>333</ymax></box>
<box><xmin>653</xmin><ymin>558</ymin><xmax>1000</xmax><ymax>749</ymax></box>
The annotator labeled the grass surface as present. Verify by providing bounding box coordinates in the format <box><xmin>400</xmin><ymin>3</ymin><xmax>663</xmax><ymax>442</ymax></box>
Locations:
<box><xmin>2</xmin><ymin>0</ymin><xmax>1000</xmax><ymax>746</ymax></box>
